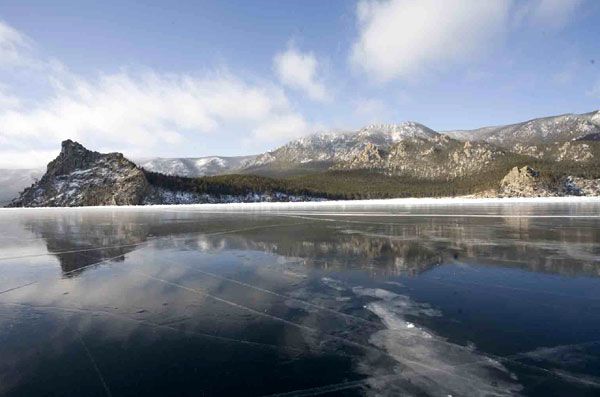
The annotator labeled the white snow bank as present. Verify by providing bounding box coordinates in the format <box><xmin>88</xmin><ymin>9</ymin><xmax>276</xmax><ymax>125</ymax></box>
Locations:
<box><xmin>1</xmin><ymin>196</ymin><xmax>600</xmax><ymax>212</ymax></box>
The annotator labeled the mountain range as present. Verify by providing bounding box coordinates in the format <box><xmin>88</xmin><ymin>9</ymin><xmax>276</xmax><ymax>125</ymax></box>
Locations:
<box><xmin>445</xmin><ymin>110</ymin><xmax>600</xmax><ymax>146</ymax></box>
<box><xmin>138</xmin><ymin>110</ymin><xmax>600</xmax><ymax>177</ymax></box>
<box><xmin>5</xmin><ymin>109</ymin><xmax>600</xmax><ymax>206</ymax></box>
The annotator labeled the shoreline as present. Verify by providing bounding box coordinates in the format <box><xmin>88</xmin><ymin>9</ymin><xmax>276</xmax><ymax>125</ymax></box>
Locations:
<box><xmin>2</xmin><ymin>196</ymin><xmax>600</xmax><ymax>212</ymax></box>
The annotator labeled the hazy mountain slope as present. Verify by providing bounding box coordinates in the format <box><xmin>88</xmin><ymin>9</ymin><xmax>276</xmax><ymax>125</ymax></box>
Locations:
<box><xmin>137</xmin><ymin>155</ymin><xmax>256</xmax><ymax>177</ymax></box>
<box><xmin>445</xmin><ymin>110</ymin><xmax>600</xmax><ymax>147</ymax></box>
<box><xmin>0</xmin><ymin>168</ymin><xmax>44</xmax><ymax>204</ymax></box>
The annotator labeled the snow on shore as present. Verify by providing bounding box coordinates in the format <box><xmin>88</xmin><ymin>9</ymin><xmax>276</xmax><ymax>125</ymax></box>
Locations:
<box><xmin>2</xmin><ymin>196</ymin><xmax>600</xmax><ymax>212</ymax></box>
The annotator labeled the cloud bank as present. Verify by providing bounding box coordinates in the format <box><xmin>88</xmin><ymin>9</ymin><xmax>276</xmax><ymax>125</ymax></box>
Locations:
<box><xmin>350</xmin><ymin>0</ymin><xmax>585</xmax><ymax>82</ymax></box>
<box><xmin>0</xmin><ymin>71</ymin><xmax>314</xmax><ymax>167</ymax></box>
<box><xmin>350</xmin><ymin>0</ymin><xmax>512</xmax><ymax>82</ymax></box>
<box><xmin>0</xmin><ymin>21</ymin><xmax>316</xmax><ymax>168</ymax></box>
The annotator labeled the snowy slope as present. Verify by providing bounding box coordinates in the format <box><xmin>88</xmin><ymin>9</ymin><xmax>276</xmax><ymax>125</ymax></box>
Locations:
<box><xmin>244</xmin><ymin>122</ymin><xmax>439</xmax><ymax>168</ymax></box>
<box><xmin>137</xmin><ymin>155</ymin><xmax>256</xmax><ymax>177</ymax></box>
<box><xmin>444</xmin><ymin>110</ymin><xmax>600</xmax><ymax>147</ymax></box>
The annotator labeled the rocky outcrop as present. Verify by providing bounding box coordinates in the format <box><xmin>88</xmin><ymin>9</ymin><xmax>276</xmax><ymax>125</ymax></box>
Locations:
<box><xmin>577</xmin><ymin>132</ymin><xmax>600</xmax><ymax>141</ymax></box>
<box><xmin>493</xmin><ymin>166</ymin><xmax>600</xmax><ymax>197</ymax></box>
<box><xmin>342</xmin><ymin>142</ymin><xmax>385</xmax><ymax>169</ymax></box>
<box><xmin>9</xmin><ymin>140</ymin><xmax>149</xmax><ymax>207</ymax></box>
<box><xmin>498</xmin><ymin>166</ymin><xmax>548</xmax><ymax>197</ymax></box>
<box><xmin>563</xmin><ymin>176</ymin><xmax>600</xmax><ymax>196</ymax></box>
<box><xmin>511</xmin><ymin>141</ymin><xmax>596</xmax><ymax>162</ymax></box>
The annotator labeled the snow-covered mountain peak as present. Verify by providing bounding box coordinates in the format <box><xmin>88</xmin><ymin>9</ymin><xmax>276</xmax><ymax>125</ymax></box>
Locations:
<box><xmin>361</xmin><ymin>121</ymin><xmax>424</xmax><ymax>131</ymax></box>
<box><xmin>290</xmin><ymin>131</ymin><xmax>352</xmax><ymax>147</ymax></box>
<box><xmin>194</xmin><ymin>157</ymin><xmax>226</xmax><ymax>168</ymax></box>
<box><xmin>445</xmin><ymin>110</ymin><xmax>600</xmax><ymax>147</ymax></box>
<box><xmin>243</xmin><ymin>122</ymin><xmax>441</xmax><ymax>169</ymax></box>
<box><xmin>283</xmin><ymin>122</ymin><xmax>437</xmax><ymax>150</ymax></box>
<box><xmin>358</xmin><ymin>122</ymin><xmax>438</xmax><ymax>142</ymax></box>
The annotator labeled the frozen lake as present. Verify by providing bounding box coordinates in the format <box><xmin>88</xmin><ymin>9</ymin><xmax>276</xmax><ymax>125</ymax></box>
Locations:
<box><xmin>1</xmin><ymin>201</ymin><xmax>600</xmax><ymax>396</ymax></box>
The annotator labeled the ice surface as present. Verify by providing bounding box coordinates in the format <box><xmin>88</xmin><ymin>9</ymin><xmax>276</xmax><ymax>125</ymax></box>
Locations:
<box><xmin>1</xmin><ymin>202</ymin><xmax>599</xmax><ymax>395</ymax></box>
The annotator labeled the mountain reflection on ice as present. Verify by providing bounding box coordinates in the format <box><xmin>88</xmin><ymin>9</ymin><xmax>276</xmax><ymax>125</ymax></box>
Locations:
<box><xmin>0</xmin><ymin>202</ymin><xmax>599</xmax><ymax>396</ymax></box>
<box><xmin>6</xmin><ymin>203</ymin><xmax>600</xmax><ymax>278</ymax></box>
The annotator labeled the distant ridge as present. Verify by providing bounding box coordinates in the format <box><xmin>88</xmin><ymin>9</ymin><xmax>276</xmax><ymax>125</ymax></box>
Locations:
<box><xmin>444</xmin><ymin>110</ymin><xmax>600</xmax><ymax>147</ymax></box>
<box><xmin>136</xmin><ymin>155</ymin><xmax>256</xmax><ymax>177</ymax></box>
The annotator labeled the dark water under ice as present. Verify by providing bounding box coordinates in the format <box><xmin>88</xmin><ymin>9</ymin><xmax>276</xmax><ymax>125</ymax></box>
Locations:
<box><xmin>1</xmin><ymin>202</ymin><xmax>600</xmax><ymax>396</ymax></box>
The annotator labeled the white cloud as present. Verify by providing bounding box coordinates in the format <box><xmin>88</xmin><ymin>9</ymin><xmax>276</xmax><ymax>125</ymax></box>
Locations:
<box><xmin>351</xmin><ymin>0</ymin><xmax>512</xmax><ymax>82</ymax></box>
<box><xmin>350</xmin><ymin>0</ymin><xmax>587</xmax><ymax>83</ymax></box>
<box><xmin>274</xmin><ymin>47</ymin><xmax>331</xmax><ymax>102</ymax></box>
<box><xmin>0</xmin><ymin>71</ymin><xmax>314</xmax><ymax>166</ymax></box>
<box><xmin>0</xmin><ymin>20</ymin><xmax>318</xmax><ymax>167</ymax></box>
<box><xmin>0</xmin><ymin>149</ymin><xmax>58</xmax><ymax>169</ymax></box>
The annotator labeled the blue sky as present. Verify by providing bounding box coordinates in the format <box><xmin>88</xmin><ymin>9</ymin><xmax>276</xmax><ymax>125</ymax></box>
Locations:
<box><xmin>0</xmin><ymin>0</ymin><xmax>599</xmax><ymax>167</ymax></box>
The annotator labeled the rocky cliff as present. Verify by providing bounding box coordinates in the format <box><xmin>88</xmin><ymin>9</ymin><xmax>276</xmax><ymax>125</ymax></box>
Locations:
<box><xmin>9</xmin><ymin>140</ymin><xmax>149</xmax><ymax>207</ymax></box>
